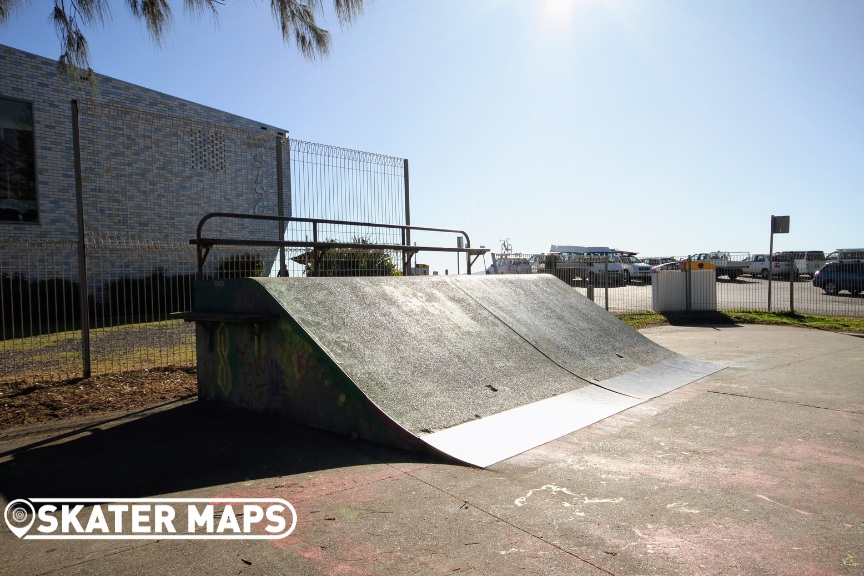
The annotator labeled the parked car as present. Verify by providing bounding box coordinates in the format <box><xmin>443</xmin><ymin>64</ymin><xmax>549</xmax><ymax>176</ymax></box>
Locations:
<box><xmin>651</xmin><ymin>260</ymin><xmax>681</xmax><ymax>273</ymax></box>
<box><xmin>542</xmin><ymin>246</ymin><xmax>625</xmax><ymax>286</ymax></box>
<box><xmin>741</xmin><ymin>254</ymin><xmax>794</xmax><ymax>279</ymax></box>
<box><xmin>689</xmin><ymin>252</ymin><xmax>749</xmax><ymax>280</ymax></box>
<box><xmin>826</xmin><ymin>248</ymin><xmax>864</xmax><ymax>262</ymax></box>
<box><xmin>775</xmin><ymin>250</ymin><xmax>826</xmax><ymax>278</ymax></box>
<box><xmin>812</xmin><ymin>261</ymin><xmax>864</xmax><ymax>295</ymax></box>
<box><xmin>641</xmin><ymin>257</ymin><xmax>677</xmax><ymax>267</ymax></box>
<box><xmin>616</xmin><ymin>253</ymin><xmax>653</xmax><ymax>284</ymax></box>
<box><xmin>487</xmin><ymin>255</ymin><xmax>532</xmax><ymax>274</ymax></box>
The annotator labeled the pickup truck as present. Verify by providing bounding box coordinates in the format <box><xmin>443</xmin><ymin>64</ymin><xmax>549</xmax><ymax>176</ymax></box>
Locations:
<box><xmin>741</xmin><ymin>254</ymin><xmax>794</xmax><ymax>279</ymax></box>
<box><xmin>689</xmin><ymin>252</ymin><xmax>749</xmax><ymax>281</ymax></box>
<box><xmin>617</xmin><ymin>253</ymin><xmax>653</xmax><ymax>284</ymax></box>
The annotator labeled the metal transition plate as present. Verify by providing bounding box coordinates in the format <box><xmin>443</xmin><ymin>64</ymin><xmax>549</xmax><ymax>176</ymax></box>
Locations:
<box><xmin>422</xmin><ymin>356</ymin><xmax>722</xmax><ymax>468</ymax></box>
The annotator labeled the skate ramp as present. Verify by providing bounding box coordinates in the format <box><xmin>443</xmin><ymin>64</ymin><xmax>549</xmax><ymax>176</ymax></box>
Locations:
<box><xmin>191</xmin><ymin>275</ymin><xmax>721</xmax><ymax>467</ymax></box>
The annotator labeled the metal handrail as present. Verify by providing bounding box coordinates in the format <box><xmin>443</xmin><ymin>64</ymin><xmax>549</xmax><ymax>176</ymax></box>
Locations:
<box><xmin>191</xmin><ymin>212</ymin><xmax>488</xmax><ymax>278</ymax></box>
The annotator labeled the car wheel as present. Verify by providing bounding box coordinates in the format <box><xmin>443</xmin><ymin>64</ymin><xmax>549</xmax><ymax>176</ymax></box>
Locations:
<box><xmin>823</xmin><ymin>280</ymin><xmax>838</xmax><ymax>295</ymax></box>
<box><xmin>622</xmin><ymin>270</ymin><xmax>631</xmax><ymax>285</ymax></box>
<box><xmin>760</xmin><ymin>269</ymin><xmax>769</xmax><ymax>280</ymax></box>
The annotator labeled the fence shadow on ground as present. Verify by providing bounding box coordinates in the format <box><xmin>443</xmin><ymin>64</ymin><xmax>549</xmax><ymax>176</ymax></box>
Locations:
<box><xmin>657</xmin><ymin>311</ymin><xmax>742</xmax><ymax>326</ymax></box>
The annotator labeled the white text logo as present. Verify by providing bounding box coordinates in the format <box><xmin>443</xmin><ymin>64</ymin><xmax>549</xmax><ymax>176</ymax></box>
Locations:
<box><xmin>4</xmin><ymin>498</ymin><xmax>297</xmax><ymax>540</ymax></box>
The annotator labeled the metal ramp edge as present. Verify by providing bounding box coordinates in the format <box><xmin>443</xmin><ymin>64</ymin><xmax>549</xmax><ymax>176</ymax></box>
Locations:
<box><xmin>422</xmin><ymin>356</ymin><xmax>723</xmax><ymax>468</ymax></box>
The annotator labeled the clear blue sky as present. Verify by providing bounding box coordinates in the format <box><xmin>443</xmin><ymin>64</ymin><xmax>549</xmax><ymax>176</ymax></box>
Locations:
<box><xmin>3</xmin><ymin>0</ymin><xmax>863</xmax><ymax>273</ymax></box>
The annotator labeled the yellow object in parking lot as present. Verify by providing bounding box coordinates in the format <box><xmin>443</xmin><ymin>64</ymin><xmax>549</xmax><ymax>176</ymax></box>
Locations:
<box><xmin>681</xmin><ymin>260</ymin><xmax>717</xmax><ymax>271</ymax></box>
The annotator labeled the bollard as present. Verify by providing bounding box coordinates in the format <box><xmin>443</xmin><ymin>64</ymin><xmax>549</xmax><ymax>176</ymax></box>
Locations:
<box><xmin>587</xmin><ymin>284</ymin><xmax>595</xmax><ymax>301</ymax></box>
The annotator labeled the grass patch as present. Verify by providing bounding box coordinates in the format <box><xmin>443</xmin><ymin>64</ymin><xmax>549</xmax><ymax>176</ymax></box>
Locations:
<box><xmin>619</xmin><ymin>310</ymin><xmax>864</xmax><ymax>334</ymax></box>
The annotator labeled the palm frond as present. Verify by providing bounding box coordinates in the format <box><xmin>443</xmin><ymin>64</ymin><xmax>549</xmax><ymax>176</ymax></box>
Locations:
<box><xmin>0</xmin><ymin>0</ymin><xmax>26</xmax><ymax>23</ymax></box>
<box><xmin>333</xmin><ymin>0</ymin><xmax>364</xmax><ymax>27</ymax></box>
<box><xmin>271</xmin><ymin>0</ymin><xmax>331</xmax><ymax>61</ymax></box>
<box><xmin>127</xmin><ymin>0</ymin><xmax>173</xmax><ymax>44</ymax></box>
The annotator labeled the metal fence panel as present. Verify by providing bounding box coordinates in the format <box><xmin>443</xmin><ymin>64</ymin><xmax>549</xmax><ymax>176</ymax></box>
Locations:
<box><xmin>2</xmin><ymin>101</ymin><xmax>411</xmax><ymax>383</ymax></box>
<box><xmin>1</xmin><ymin>238</ymin><xmax>84</xmax><ymax>382</ymax></box>
<box><xmin>488</xmin><ymin>252</ymin><xmax>864</xmax><ymax>318</ymax></box>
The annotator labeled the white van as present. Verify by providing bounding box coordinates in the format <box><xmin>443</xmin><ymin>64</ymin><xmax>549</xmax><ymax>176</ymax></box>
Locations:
<box><xmin>544</xmin><ymin>245</ymin><xmax>625</xmax><ymax>285</ymax></box>
<box><xmin>487</xmin><ymin>255</ymin><xmax>532</xmax><ymax>274</ymax></box>
<box><xmin>826</xmin><ymin>249</ymin><xmax>864</xmax><ymax>262</ymax></box>
<box><xmin>775</xmin><ymin>251</ymin><xmax>826</xmax><ymax>277</ymax></box>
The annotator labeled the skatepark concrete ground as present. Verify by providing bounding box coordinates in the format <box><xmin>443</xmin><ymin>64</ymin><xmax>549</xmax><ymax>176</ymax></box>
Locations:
<box><xmin>1</xmin><ymin>324</ymin><xmax>862</xmax><ymax>575</ymax></box>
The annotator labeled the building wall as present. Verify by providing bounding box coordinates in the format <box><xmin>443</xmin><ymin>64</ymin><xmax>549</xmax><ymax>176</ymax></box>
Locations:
<box><xmin>0</xmin><ymin>44</ymin><xmax>288</xmax><ymax>246</ymax></box>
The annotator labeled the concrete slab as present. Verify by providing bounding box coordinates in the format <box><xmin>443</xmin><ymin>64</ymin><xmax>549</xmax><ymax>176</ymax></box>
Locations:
<box><xmin>1</xmin><ymin>324</ymin><xmax>861</xmax><ymax>575</ymax></box>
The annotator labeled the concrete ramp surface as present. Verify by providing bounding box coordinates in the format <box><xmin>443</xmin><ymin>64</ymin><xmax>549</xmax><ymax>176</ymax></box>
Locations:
<box><xmin>191</xmin><ymin>275</ymin><xmax>721</xmax><ymax>467</ymax></box>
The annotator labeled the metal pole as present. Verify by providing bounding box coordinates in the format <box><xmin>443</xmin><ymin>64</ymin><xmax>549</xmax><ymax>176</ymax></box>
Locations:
<box><xmin>768</xmin><ymin>216</ymin><xmax>774</xmax><ymax>312</ymax></box>
<box><xmin>686</xmin><ymin>256</ymin><xmax>692</xmax><ymax>312</ymax></box>
<box><xmin>789</xmin><ymin>251</ymin><xmax>795</xmax><ymax>313</ymax></box>
<box><xmin>604</xmin><ymin>257</ymin><xmax>609</xmax><ymax>311</ymax></box>
<box><xmin>403</xmin><ymin>159</ymin><xmax>411</xmax><ymax>265</ymax></box>
<box><xmin>275</xmin><ymin>135</ymin><xmax>288</xmax><ymax>276</ymax></box>
<box><xmin>71</xmin><ymin>100</ymin><xmax>91</xmax><ymax>378</ymax></box>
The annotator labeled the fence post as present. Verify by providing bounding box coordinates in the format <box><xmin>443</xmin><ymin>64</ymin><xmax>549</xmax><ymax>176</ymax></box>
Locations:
<box><xmin>686</xmin><ymin>256</ymin><xmax>692</xmax><ymax>312</ymax></box>
<box><xmin>71</xmin><ymin>100</ymin><xmax>91</xmax><ymax>378</ymax></box>
<box><xmin>276</xmin><ymin>135</ymin><xmax>288</xmax><ymax>276</ymax></box>
<box><xmin>604</xmin><ymin>257</ymin><xmax>609</xmax><ymax>311</ymax></box>
<box><xmin>403</xmin><ymin>159</ymin><xmax>411</xmax><ymax>245</ymax></box>
<box><xmin>789</xmin><ymin>252</ymin><xmax>795</xmax><ymax>314</ymax></box>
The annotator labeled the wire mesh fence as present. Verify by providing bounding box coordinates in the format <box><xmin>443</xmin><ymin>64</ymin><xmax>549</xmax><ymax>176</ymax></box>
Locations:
<box><xmin>2</xmin><ymin>99</ymin><xmax>413</xmax><ymax>383</ymax></box>
<box><xmin>1</xmin><ymin>239</ymin><xmax>82</xmax><ymax>382</ymax></box>
<box><xmin>4</xmin><ymin>240</ymin><xmax>863</xmax><ymax>384</ymax></box>
<box><xmin>485</xmin><ymin>251</ymin><xmax>864</xmax><ymax>318</ymax></box>
<box><xmin>289</xmin><ymin>141</ymin><xmax>408</xmax><ymax>228</ymax></box>
<box><xmin>0</xmin><ymin>237</ymin><xmax>198</xmax><ymax>383</ymax></box>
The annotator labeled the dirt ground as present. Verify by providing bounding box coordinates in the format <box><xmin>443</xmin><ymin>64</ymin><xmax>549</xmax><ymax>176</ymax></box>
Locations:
<box><xmin>0</xmin><ymin>368</ymin><xmax>197</xmax><ymax>430</ymax></box>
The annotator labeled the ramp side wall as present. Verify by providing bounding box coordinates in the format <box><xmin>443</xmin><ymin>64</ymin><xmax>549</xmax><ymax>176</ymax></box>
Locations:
<box><xmin>193</xmin><ymin>279</ymin><xmax>417</xmax><ymax>449</ymax></box>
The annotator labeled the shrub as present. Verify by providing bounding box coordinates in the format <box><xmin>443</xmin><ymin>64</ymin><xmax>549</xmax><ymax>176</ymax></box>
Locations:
<box><xmin>216</xmin><ymin>253</ymin><xmax>266</xmax><ymax>278</ymax></box>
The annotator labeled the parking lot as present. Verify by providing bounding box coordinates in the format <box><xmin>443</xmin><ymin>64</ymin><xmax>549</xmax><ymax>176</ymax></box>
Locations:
<box><xmin>571</xmin><ymin>275</ymin><xmax>864</xmax><ymax>317</ymax></box>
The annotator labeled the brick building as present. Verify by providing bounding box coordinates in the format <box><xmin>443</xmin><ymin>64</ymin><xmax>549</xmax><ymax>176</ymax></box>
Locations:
<box><xmin>0</xmin><ymin>43</ymin><xmax>289</xmax><ymax>281</ymax></box>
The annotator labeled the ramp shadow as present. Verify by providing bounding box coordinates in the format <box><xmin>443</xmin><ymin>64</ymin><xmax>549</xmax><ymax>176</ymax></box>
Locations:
<box><xmin>0</xmin><ymin>402</ymin><xmax>430</xmax><ymax>502</ymax></box>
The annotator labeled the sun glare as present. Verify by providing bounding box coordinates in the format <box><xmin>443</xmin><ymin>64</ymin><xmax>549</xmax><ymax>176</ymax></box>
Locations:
<box><xmin>540</xmin><ymin>0</ymin><xmax>577</xmax><ymax>26</ymax></box>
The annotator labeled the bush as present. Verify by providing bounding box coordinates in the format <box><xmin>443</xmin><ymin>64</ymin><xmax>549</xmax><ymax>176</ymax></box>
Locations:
<box><xmin>1</xmin><ymin>273</ymin><xmax>81</xmax><ymax>338</ymax></box>
<box><xmin>216</xmin><ymin>253</ymin><xmax>266</xmax><ymax>279</ymax></box>
<box><xmin>301</xmin><ymin>239</ymin><xmax>400</xmax><ymax>277</ymax></box>
<box><xmin>95</xmin><ymin>269</ymin><xmax>196</xmax><ymax>325</ymax></box>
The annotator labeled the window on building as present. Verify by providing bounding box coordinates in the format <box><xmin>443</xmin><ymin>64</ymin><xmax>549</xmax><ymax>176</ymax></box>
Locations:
<box><xmin>0</xmin><ymin>97</ymin><xmax>37</xmax><ymax>223</ymax></box>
